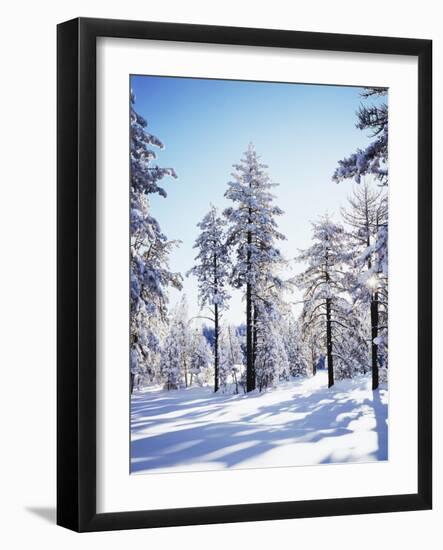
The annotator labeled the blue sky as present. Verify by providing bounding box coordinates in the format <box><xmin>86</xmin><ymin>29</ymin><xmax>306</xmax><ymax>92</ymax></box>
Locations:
<box><xmin>131</xmin><ymin>75</ymin><xmax>380</xmax><ymax>325</ymax></box>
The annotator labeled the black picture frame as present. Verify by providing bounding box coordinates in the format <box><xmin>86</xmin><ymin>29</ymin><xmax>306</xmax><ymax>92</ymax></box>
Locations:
<box><xmin>57</xmin><ymin>17</ymin><xmax>432</xmax><ymax>532</ymax></box>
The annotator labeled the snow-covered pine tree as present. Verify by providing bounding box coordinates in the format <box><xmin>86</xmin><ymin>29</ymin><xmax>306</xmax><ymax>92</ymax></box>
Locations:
<box><xmin>332</xmin><ymin>88</ymin><xmax>389</xmax><ymax>387</ymax></box>
<box><xmin>174</xmin><ymin>296</ymin><xmax>193</xmax><ymax>387</ymax></box>
<box><xmin>188</xmin><ymin>206</ymin><xmax>231</xmax><ymax>392</ymax></box>
<box><xmin>255</xmin><ymin>313</ymin><xmax>290</xmax><ymax>391</ymax></box>
<box><xmin>284</xmin><ymin>316</ymin><xmax>308</xmax><ymax>378</ymax></box>
<box><xmin>369</xmin><ymin>218</ymin><xmax>389</xmax><ymax>376</ymax></box>
<box><xmin>189</xmin><ymin>330</ymin><xmax>213</xmax><ymax>386</ymax></box>
<box><xmin>333</xmin><ymin>88</ymin><xmax>388</xmax><ymax>187</ymax></box>
<box><xmin>219</xmin><ymin>325</ymin><xmax>244</xmax><ymax>393</ymax></box>
<box><xmin>296</xmin><ymin>214</ymin><xmax>367</xmax><ymax>387</ymax></box>
<box><xmin>341</xmin><ymin>182</ymin><xmax>388</xmax><ymax>389</ymax></box>
<box><xmin>224</xmin><ymin>143</ymin><xmax>286</xmax><ymax>392</ymax></box>
<box><xmin>130</xmin><ymin>92</ymin><xmax>181</xmax><ymax>392</ymax></box>
<box><xmin>160</xmin><ymin>328</ymin><xmax>182</xmax><ymax>390</ymax></box>
<box><xmin>298</xmin><ymin>317</ymin><xmax>321</xmax><ymax>377</ymax></box>
<box><xmin>252</xmin><ymin>277</ymin><xmax>293</xmax><ymax>387</ymax></box>
<box><xmin>159</xmin><ymin>296</ymin><xmax>193</xmax><ymax>389</ymax></box>
<box><xmin>130</xmin><ymin>91</ymin><xmax>177</xmax><ymax>195</ymax></box>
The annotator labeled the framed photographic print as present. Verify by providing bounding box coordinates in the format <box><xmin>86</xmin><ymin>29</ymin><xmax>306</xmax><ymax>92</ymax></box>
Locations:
<box><xmin>57</xmin><ymin>18</ymin><xmax>432</xmax><ymax>532</ymax></box>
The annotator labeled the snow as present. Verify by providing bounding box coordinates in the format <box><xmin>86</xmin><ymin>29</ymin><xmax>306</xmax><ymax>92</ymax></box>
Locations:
<box><xmin>131</xmin><ymin>370</ymin><xmax>388</xmax><ymax>474</ymax></box>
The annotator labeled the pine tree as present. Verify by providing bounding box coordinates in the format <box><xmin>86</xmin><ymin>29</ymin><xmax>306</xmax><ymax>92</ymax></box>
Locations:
<box><xmin>174</xmin><ymin>296</ymin><xmax>193</xmax><ymax>388</ymax></box>
<box><xmin>333</xmin><ymin>88</ymin><xmax>388</xmax><ymax>187</ymax></box>
<box><xmin>130</xmin><ymin>93</ymin><xmax>180</xmax><ymax>392</ymax></box>
<box><xmin>284</xmin><ymin>316</ymin><xmax>308</xmax><ymax>378</ymax></box>
<box><xmin>130</xmin><ymin>91</ymin><xmax>177</xmax><ymax>195</ymax></box>
<box><xmin>189</xmin><ymin>330</ymin><xmax>213</xmax><ymax>386</ymax></box>
<box><xmin>219</xmin><ymin>326</ymin><xmax>244</xmax><ymax>393</ymax></box>
<box><xmin>253</xmin><ymin>278</ymin><xmax>293</xmax><ymax>388</ymax></box>
<box><xmin>159</xmin><ymin>296</ymin><xmax>193</xmax><ymax>389</ymax></box>
<box><xmin>332</xmin><ymin>88</ymin><xmax>389</xmax><ymax>388</ymax></box>
<box><xmin>255</xmin><ymin>314</ymin><xmax>290</xmax><ymax>391</ymax></box>
<box><xmin>188</xmin><ymin>206</ymin><xmax>230</xmax><ymax>392</ymax></box>
<box><xmin>160</xmin><ymin>327</ymin><xmax>182</xmax><ymax>390</ymax></box>
<box><xmin>299</xmin><ymin>319</ymin><xmax>320</xmax><ymax>377</ymax></box>
<box><xmin>368</xmin><ymin>220</ymin><xmax>389</xmax><ymax>374</ymax></box>
<box><xmin>224</xmin><ymin>143</ymin><xmax>286</xmax><ymax>392</ymax></box>
<box><xmin>341</xmin><ymin>182</ymin><xmax>388</xmax><ymax>389</ymax></box>
<box><xmin>296</xmin><ymin>215</ymin><xmax>367</xmax><ymax>387</ymax></box>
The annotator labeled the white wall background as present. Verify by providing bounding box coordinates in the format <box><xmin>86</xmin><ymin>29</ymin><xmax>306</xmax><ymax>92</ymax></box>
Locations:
<box><xmin>0</xmin><ymin>1</ymin><xmax>440</xmax><ymax>547</ymax></box>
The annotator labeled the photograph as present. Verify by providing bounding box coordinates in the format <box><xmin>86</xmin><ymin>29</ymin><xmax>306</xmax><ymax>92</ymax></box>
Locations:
<box><xmin>129</xmin><ymin>74</ymin><xmax>389</xmax><ymax>475</ymax></box>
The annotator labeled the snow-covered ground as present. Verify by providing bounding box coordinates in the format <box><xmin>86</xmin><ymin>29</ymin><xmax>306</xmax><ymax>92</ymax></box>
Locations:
<box><xmin>131</xmin><ymin>370</ymin><xmax>388</xmax><ymax>474</ymax></box>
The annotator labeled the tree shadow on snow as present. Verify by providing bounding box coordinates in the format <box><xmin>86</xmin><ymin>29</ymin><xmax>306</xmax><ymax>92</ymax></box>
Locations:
<box><xmin>130</xmin><ymin>382</ymin><xmax>388</xmax><ymax>473</ymax></box>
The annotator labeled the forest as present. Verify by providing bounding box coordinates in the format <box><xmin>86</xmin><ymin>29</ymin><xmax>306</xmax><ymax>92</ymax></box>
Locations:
<box><xmin>130</xmin><ymin>86</ymin><xmax>388</xmax><ymax>401</ymax></box>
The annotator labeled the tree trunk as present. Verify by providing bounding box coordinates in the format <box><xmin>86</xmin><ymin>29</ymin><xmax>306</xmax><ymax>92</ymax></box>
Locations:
<box><xmin>232</xmin><ymin>370</ymin><xmax>239</xmax><ymax>394</ymax></box>
<box><xmin>246</xmin><ymin>213</ymin><xmax>255</xmax><ymax>392</ymax></box>
<box><xmin>228</xmin><ymin>326</ymin><xmax>238</xmax><ymax>394</ymax></box>
<box><xmin>252</xmin><ymin>305</ymin><xmax>257</xmax><ymax>387</ymax></box>
<box><xmin>213</xmin><ymin>249</ymin><xmax>220</xmax><ymax>393</ymax></box>
<box><xmin>183</xmin><ymin>358</ymin><xmax>188</xmax><ymax>388</ymax></box>
<box><xmin>366</xmin><ymin>216</ymin><xmax>379</xmax><ymax>391</ymax></box>
<box><xmin>130</xmin><ymin>372</ymin><xmax>135</xmax><ymax>394</ymax></box>
<box><xmin>311</xmin><ymin>344</ymin><xmax>317</xmax><ymax>376</ymax></box>
<box><xmin>246</xmin><ymin>282</ymin><xmax>255</xmax><ymax>392</ymax></box>
<box><xmin>214</xmin><ymin>302</ymin><xmax>219</xmax><ymax>392</ymax></box>
<box><xmin>326</xmin><ymin>298</ymin><xmax>334</xmax><ymax>388</ymax></box>
<box><xmin>371</xmin><ymin>292</ymin><xmax>379</xmax><ymax>390</ymax></box>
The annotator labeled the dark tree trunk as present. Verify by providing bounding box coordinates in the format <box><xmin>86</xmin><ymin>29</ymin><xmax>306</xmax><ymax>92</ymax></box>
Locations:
<box><xmin>130</xmin><ymin>333</ymin><xmax>137</xmax><ymax>394</ymax></box>
<box><xmin>227</xmin><ymin>327</ymin><xmax>239</xmax><ymax>394</ymax></box>
<box><xmin>324</xmin><ymin>240</ymin><xmax>334</xmax><ymax>388</ymax></box>
<box><xmin>213</xmin><ymin>249</ymin><xmax>220</xmax><ymax>393</ymax></box>
<box><xmin>252</xmin><ymin>305</ymin><xmax>257</xmax><ymax>386</ymax></box>
<box><xmin>246</xmin><ymin>208</ymin><xmax>255</xmax><ymax>392</ymax></box>
<box><xmin>246</xmin><ymin>282</ymin><xmax>255</xmax><ymax>392</ymax></box>
<box><xmin>183</xmin><ymin>359</ymin><xmax>188</xmax><ymax>388</ymax></box>
<box><xmin>371</xmin><ymin>291</ymin><xmax>379</xmax><ymax>390</ymax></box>
<box><xmin>214</xmin><ymin>302</ymin><xmax>219</xmax><ymax>392</ymax></box>
<box><xmin>366</xmin><ymin>222</ymin><xmax>379</xmax><ymax>391</ymax></box>
<box><xmin>326</xmin><ymin>297</ymin><xmax>334</xmax><ymax>388</ymax></box>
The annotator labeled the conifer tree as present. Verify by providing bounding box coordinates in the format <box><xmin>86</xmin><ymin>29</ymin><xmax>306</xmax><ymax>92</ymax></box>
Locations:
<box><xmin>255</xmin><ymin>315</ymin><xmax>290</xmax><ymax>391</ymax></box>
<box><xmin>189</xmin><ymin>330</ymin><xmax>213</xmax><ymax>386</ymax></box>
<box><xmin>284</xmin><ymin>317</ymin><xmax>308</xmax><ymax>377</ymax></box>
<box><xmin>219</xmin><ymin>326</ymin><xmax>244</xmax><ymax>393</ymax></box>
<box><xmin>159</xmin><ymin>296</ymin><xmax>193</xmax><ymax>389</ymax></box>
<box><xmin>160</xmin><ymin>326</ymin><xmax>182</xmax><ymax>390</ymax></box>
<box><xmin>332</xmin><ymin>88</ymin><xmax>389</xmax><ymax>388</ymax></box>
<box><xmin>130</xmin><ymin>93</ymin><xmax>180</xmax><ymax>392</ymax></box>
<box><xmin>333</xmin><ymin>88</ymin><xmax>388</xmax><ymax>187</ymax></box>
<box><xmin>297</xmin><ymin>215</ymin><xmax>367</xmax><ymax>386</ymax></box>
<box><xmin>224</xmin><ymin>144</ymin><xmax>286</xmax><ymax>392</ymax></box>
<box><xmin>341</xmin><ymin>182</ymin><xmax>388</xmax><ymax>389</ymax></box>
<box><xmin>188</xmin><ymin>206</ymin><xmax>230</xmax><ymax>391</ymax></box>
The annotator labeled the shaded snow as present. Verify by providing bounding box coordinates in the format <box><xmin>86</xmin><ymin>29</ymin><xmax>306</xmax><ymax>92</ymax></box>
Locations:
<box><xmin>131</xmin><ymin>370</ymin><xmax>388</xmax><ymax>474</ymax></box>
